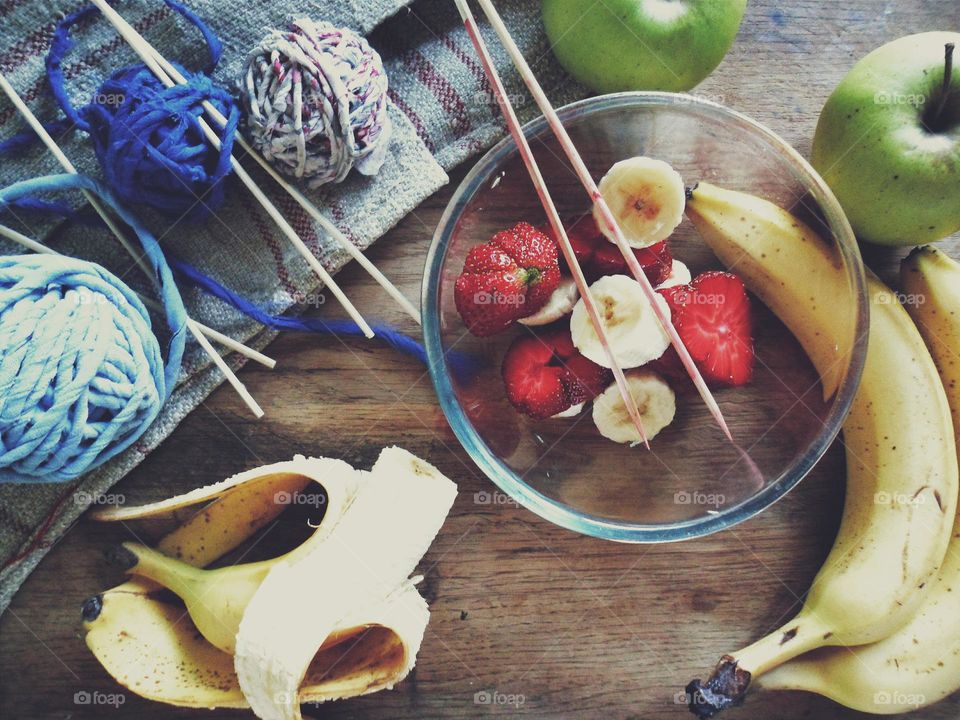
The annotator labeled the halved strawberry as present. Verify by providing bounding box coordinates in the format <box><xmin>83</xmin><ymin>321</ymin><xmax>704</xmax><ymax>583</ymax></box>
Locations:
<box><xmin>501</xmin><ymin>325</ymin><xmax>612</xmax><ymax>419</ymax></box>
<box><xmin>547</xmin><ymin>214</ymin><xmax>673</xmax><ymax>285</ymax></box>
<box><xmin>455</xmin><ymin>222</ymin><xmax>561</xmax><ymax>337</ymax></box>
<box><xmin>656</xmin><ymin>271</ymin><xmax>755</xmax><ymax>387</ymax></box>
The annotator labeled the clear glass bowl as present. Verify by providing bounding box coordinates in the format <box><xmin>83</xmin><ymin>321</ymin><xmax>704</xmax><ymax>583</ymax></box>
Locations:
<box><xmin>422</xmin><ymin>93</ymin><xmax>867</xmax><ymax>543</ymax></box>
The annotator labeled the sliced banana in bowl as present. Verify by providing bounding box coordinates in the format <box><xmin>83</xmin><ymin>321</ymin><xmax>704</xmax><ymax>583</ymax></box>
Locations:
<box><xmin>593</xmin><ymin>156</ymin><xmax>686</xmax><ymax>248</ymax></box>
<box><xmin>570</xmin><ymin>274</ymin><xmax>671</xmax><ymax>369</ymax></box>
<box><xmin>593</xmin><ymin>370</ymin><xmax>677</xmax><ymax>444</ymax></box>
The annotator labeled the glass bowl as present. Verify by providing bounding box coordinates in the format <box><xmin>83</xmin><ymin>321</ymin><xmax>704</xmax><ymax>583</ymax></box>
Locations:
<box><xmin>422</xmin><ymin>92</ymin><xmax>867</xmax><ymax>543</ymax></box>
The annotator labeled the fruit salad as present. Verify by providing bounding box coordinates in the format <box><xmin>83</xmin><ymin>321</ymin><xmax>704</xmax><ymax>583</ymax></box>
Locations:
<box><xmin>453</xmin><ymin>156</ymin><xmax>756</xmax><ymax>445</ymax></box>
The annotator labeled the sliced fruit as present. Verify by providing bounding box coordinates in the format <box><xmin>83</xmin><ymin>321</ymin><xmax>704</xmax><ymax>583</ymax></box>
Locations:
<box><xmin>552</xmin><ymin>402</ymin><xmax>585</xmax><ymax>419</ymax></box>
<box><xmin>570</xmin><ymin>274</ymin><xmax>671</xmax><ymax>369</ymax></box>
<box><xmin>454</xmin><ymin>222</ymin><xmax>561</xmax><ymax>337</ymax></box>
<box><xmin>519</xmin><ymin>277</ymin><xmax>579</xmax><ymax>326</ymax></box>
<box><xmin>656</xmin><ymin>260</ymin><xmax>692</xmax><ymax>289</ymax></box>
<box><xmin>501</xmin><ymin>326</ymin><xmax>611</xmax><ymax>419</ymax></box>
<box><xmin>550</xmin><ymin>214</ymin><xmax>673</xmax><ymax>284</ymax></box>
<box><xmin>593</xmin><ymin>369</ymin><xmax>676</xmax><ymax>444</ymax></box>
<box><xmin>593</xmin><ymin>156</ymin><xmax>686</xmax><ymax>248</ymax></box>
<box><xmin>658</xmin><ymin>272</ymin><xmax>755</xmax><ymax>387</ymax></box>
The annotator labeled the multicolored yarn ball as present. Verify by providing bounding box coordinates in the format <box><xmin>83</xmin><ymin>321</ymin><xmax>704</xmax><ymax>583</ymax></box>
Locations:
<box><xmin>241</xmin><ymin>19</ymin><xmax>392</xmax><ymax>188</ymax></box>
<box><xmin>0</xmin><ymin>173</ymin><xmax>187</xmax><ymax>483</ymax></box>
<box><xmin>46</xmin><ymin>3</ymin><xmax>239</xmax><ymax>219</ymax></box>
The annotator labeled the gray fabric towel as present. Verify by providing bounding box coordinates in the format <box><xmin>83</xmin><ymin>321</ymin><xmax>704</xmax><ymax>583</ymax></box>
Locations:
<box><xmin>0</xmin><ymin>0</ymin><xmax>578</xmax><ymax>611</ymax></box>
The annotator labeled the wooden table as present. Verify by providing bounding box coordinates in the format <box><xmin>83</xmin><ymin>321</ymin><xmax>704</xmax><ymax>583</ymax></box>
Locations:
<box><xmin>2</xmin><ymin>1</ymin><xmax>960</xmax><ymax>717</ymax></box>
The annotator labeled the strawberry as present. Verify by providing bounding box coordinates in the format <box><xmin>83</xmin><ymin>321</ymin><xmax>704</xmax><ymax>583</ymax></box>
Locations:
<box><xmin>547</xmin><ymin>214</ymin><xmax>673</xmax><ymax>285</ymax></box>
<box><xmin>656</xmin><ymin>271</ymin><xmax>755</xmax><ymax>387</ymax></box>
<box><xmin>455</xmin><ymin>222</ymin><xmax>560</xmax><ymax>337</ymax></box>
<box><xmin>501</xmin><ymin>325</ymin><xmax>612</xmax><ymax>419</ymax></box>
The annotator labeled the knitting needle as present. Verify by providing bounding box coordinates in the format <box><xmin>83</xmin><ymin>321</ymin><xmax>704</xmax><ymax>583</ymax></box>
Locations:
<box><xmin>0</xmin><ymin>221</ymin><xmax>264</xmax><ymax>417</ymax></box>
<box><xmin>469</xmin><ymin>0</ymin><xmax>732</xmax><ymax>442</ymax></box>
<box><xmin>86</xmin><ymin>0</ymin><xmax>375</xmax><ymax>338</ymax></box>
<box><xmin>0</xmin><ymin>72</ymin><xmax>273</xmax><ymax>366</ymax></box>
<box><xmin>0</xmin><ymin>73</ymin><xmax>267</xmax><ymax>417</ymax></box>
<box><xmin>453</xmin><ymin>0</ymin><xmax>649</xmax><ymax>446</ymax></box>
<box><xmin>91</xmin><ymin>1</ymin><xmax>420</xmax><ymax>325</ymax></box>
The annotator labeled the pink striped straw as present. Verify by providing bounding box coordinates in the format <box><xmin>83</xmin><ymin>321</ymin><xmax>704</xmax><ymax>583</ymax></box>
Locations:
<box><xmin>459</xmin><ymin>0</ymin><xmax>733</xmax><ymax>443</ymax></box>
<box><xmin>452</xmin><ymin>0</ymin><xmax>649</xmax><ymax>446</ymax></box>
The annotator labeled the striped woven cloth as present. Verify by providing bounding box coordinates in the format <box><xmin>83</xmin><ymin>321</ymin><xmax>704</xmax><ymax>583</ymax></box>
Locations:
<box><xmin>0</xmin><ymin>0</ymin><xmax>584</xmax><ymax>611</ymax></box>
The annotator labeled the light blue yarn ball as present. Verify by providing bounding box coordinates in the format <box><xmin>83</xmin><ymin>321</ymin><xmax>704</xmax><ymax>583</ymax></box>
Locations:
<box><xmin>0</xmin><ymin>254</ymin><xmax>167</xmax><ymax>483</ymax></box>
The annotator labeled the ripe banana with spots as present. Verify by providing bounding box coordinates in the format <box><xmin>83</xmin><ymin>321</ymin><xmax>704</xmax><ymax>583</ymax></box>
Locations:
<box><xmin>753</xmin><ymin>247</ymin><xmax>960</xmax><ymax>714</ymax></box>
<box><xmin>82</xmin><ymin>448</ymin><xmax>457</xmax><ymax>718</ymax></box>
<box><xmin>683</xmin><ymin>183</ymin><xmax>958</xmax><ymax>718</ymax></box>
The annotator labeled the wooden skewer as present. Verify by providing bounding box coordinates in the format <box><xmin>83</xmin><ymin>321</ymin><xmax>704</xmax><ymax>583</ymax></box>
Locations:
<box><xmin>86</xmin><ymin>0</ymin><xmax>376</xmax><ymax>337</ymax></box>
<box><xmin>0</xmin><ymin>72</ymin><xmax>267</xmax><ymax>416</ymax></box>
<box><xmin>468</xmin><ymin>0</ymin><xmax>733</xmax><ymax>442</ymax></box>
<box><xmin>0</xmin><ymin>221</ymin><xmax>264</xmax><ymax>417</ymax></box>
<box><xmin>93</xmin><ymin>5</ymin><xmax>421</xmax><ymax>324</ymax></box>
<box><xmin>453</xmin><ymin>0</ymin><xmax>649</xmax><ymax>446</ymax></box>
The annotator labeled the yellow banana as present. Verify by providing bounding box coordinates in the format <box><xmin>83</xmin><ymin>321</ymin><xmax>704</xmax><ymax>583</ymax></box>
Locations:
<box><xmin>754</xmin><ymin>246</ymin><xmax>960</xmax><ymax>714</ymax></box>
<box><xmin>683</xmin><ymin>184</ymin><xmax>958</xmax><ymax>717</ymax></box>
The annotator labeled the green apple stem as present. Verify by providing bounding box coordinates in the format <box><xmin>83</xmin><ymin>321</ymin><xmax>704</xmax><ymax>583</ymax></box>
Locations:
<box><xmin>931</xmin><ymin>42</ymin><xmax>955</xmax><ymax>128</ymax></box>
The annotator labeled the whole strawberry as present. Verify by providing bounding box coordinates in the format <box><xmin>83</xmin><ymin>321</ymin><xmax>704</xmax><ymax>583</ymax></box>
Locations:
<box><xmin>455</xmin><ymin>222</ymin><xmax>561</xmax><ymax>337</ymax></box>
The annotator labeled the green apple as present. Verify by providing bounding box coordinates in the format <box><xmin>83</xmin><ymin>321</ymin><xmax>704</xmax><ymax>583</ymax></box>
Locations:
<box><xmin>812</xmin><ymin>33</ymin><xmax>960</xmax><ymax>246</ymax></box>
<box><xmin>541</xmin><ymin>0</ymin><xmax>746</xmax><ymax>93</ymax></box>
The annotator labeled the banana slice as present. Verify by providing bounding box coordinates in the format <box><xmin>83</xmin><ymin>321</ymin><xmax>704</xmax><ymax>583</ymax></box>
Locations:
<box><xmin>656</xmin><ymin>260</ymin><xmax>691</xmax><ymax>289</ymax></box>
<box><xmin>593</xmin><ymin>156</ymin><xmax>686</xmax><ymax>248</ymax></box>
<box><xmin>552</xmin><ymin>402</ymin><xmax>585</xmax><ymax>419</ymax></box>
<box><xmin>570</xmin><ymin>274</ymin><xmax>671</xmax><ymax>369</ymax></box>
<box><xmin>593</xmin><ymin>370</ymin><xmax>676</xmax><ymax>444</ymax></box>
<box><xmin>519</xmin><ymin>277</ymin><xmax>579</xmax><ymax>326</ymax></box>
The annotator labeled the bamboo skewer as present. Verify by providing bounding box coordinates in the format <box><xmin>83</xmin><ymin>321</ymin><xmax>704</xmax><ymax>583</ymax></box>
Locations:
<box><xmin>453</xmin><ymin>0</ymin><xmax>649</xmax><ymax>446</ymax></box>
<box><xmin>88</xmin><ymin>0</ymin><xmax>400</xmax><ymax>333</ymax></box>
<box><xmin>466</xmin><ymin>0</ymin><xmax>732</xmax><ymax>442</ymax></box>
<box><xmin>0</xmin><ymin>71</ymin><xmax>267</xmax><ymax>416</ymax></box>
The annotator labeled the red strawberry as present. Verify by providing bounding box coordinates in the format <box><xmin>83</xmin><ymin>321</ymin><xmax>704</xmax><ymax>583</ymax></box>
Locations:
<box><xmin>501</xmin><ymin>326</ymin><xmax>612</xmax><ymax>419</ymax></box>
<box><xmin>656</xmin><ymin>272</ymin><xmax>755</xmax><ymax>387</ymax></box>
<box><xmin>455</xmin><ymin>223</ymin><xmax>561</xmax><ymax>337</ymax></box>
<box><xmin>548</xmin><ymin>215</ymin><xmax>673</xmax><ymax>285</ymax></box>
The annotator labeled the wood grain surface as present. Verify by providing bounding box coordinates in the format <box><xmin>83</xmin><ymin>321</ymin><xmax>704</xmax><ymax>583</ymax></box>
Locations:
<box><xmin>3</xmin><ymin>1</ymin><xmax>960</xmax><ymax>718</ymax></box>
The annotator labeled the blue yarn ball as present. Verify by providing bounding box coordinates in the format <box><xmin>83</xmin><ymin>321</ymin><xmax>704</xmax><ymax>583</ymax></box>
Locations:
<box><xmin>0</xmin><ymin>254</ymin><xmax>168</xmax><ymax>483</ymax></box>
<box><xmin>83</xmin><ymin>64</ymin><xmax>239</xmax><ymax>219</ymax></box>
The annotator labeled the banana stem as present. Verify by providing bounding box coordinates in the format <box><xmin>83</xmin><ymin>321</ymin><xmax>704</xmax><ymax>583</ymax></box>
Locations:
<box><xmin>686</xmin><ymin>614</ymin><xmax>831</xmax><ymax>718</ymax></box>
<box><xmin>110</xmin><ymin>543</ymin><xmax>204</xmax><ymax>598</ymax></box>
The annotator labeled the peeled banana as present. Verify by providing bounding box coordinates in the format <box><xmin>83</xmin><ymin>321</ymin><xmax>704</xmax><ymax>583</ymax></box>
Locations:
<box><xmin>83</xmin><ymin>448</ymin><xmax>457</xmax><ymax>719</ymax></box>
<box><xmin>754</xmin><ymin>247</ymin><xmax>960</xmax><ymax>714</ymax></box>
<box><xmin>684</xmin><ymin>184</ymin><xmax>959</xmax><ymax>717</ymax></box>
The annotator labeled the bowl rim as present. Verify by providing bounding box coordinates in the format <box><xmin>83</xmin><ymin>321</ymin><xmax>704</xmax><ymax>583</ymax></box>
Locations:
<box><xmin>422</xmin><ymin>91</ymin><xmax>869</xmax><ymax>543</ymax></box>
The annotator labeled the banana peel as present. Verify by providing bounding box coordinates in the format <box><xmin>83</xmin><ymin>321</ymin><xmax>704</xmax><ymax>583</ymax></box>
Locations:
<box><xmin>82</xmin><ymin>448</ymin><xmax>457</xmax><ymax>717</ymax></box>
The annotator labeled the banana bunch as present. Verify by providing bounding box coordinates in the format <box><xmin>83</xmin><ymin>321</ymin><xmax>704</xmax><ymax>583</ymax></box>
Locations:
<box><xmin>82</xmin><ymin>447</ymin><xmax>457</xmax><ymax>719</ymax></box>
<box><xmin>682</xmin><ymin>184</ymin><xmax>960</xmax><ymax>717</ymax></box>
